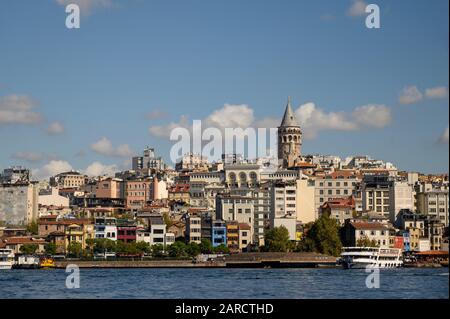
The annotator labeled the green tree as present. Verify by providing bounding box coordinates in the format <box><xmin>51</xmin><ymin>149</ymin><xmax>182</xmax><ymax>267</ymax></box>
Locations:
<box><xmin>26</xmin><ymin>221</ymin><xmax>38</xmax><ymax>235</ymax></box>
<box><xmin>44</xmin><ymin>243</ymin><xmax>57</xmax><ymax>255</ymax></box>
<box><xmin>213</xmin><ymin>244</ymin><xmax>230</xmax><ymax>254</ymax></box>
<box><xmin>264</xmin><ymin>226</ymin><xmax>291</xmax><ymax>252</ymax></box>
<box><xmin>67</xmin><ymin>242</ymin><xmax>83</xmax><ymax>258</ymax></box>
<box><xmin>199</xmin><ymin>238</ymin><xmax>213</xmax><ymax>254</ymax></box>
<box><xmin>20</xmin><ymin>243</ymin><xmax>38</xmax><ymax>255</ymax></box>
<box><xmin>151</xmin><ymin>244</ymin><xmax>165</xmax><ymax>257</ymax></box>
<box><xmin>135</xmin><ymin>241</ymin><xmax>151</xmax><ymax>254</ymax></box>
<box><xmin>305</xmin><ymin>215</ymin><xmax>342</xmax><ymax>256</ymax></box>
<box><xmin>163</xmin><ymin>213</ymin><xmax>174</xmax><ymax>231</ymax></box>
<box><xmin>168</xmin><ymin>241</ymin><xmax>187</xmax><ymax>258</ymax></box>
<box><xmin>186</xmin><ymin>242</ymin><xmax>201</xmax><ymax>257</ymax></box>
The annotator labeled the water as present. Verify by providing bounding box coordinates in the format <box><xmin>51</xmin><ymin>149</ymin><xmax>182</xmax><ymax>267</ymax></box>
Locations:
<box><xmin>0</xmin><ymin>268</ymin><xmax>448</xmax><ymax>299</ymax></box>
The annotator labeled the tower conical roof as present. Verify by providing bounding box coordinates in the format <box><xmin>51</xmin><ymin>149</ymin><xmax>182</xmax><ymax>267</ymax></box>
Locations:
<box><xmin>280</xmin><ymin>97</ymin><xmax>299</xmax><ymax>127</ymax></box>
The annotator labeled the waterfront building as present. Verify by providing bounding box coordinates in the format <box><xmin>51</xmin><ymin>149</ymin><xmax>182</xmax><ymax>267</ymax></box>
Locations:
<box><xmin>212</xmin><ymin>220</ymin><xmax>227</xmax><ymax>247</ymax></box>
<box><xmin>216</xmin><ymin>194</ymin><xmax>254</xmax><ymax>241</ymax></box>
<box><xmin>38</xmin><ymin>216</ymin><xmax>94</xmax><ymax>252</ymax></box>
<box><xmin>238</xmin><ymin>223</ymin><xmax>251</xmax><ymax>251</ymax></box>
<box><xmin>116</xmin><ymin>219</ymin><xmax>137</xmax><ymax>243</ymax></box>
<box><xmin>226</xmin><ymin>221</ymin><xmax>239</xmax><ymax>253</ymax></box>
<box><xmin>136</xmin><ymin>215</ymin><xmax>174</xmax><ymax>247</ymax></box>
<box><xmin>185</xmin><ymin>214</ymin><xmax>202</xmax><ymax>244</ymax></box>
<box><xmin>341</xmin><ymin>220</ymin><xmax>390</xmax><ymax>248</ymax></box>
<box><xmin>94</xmin><ymin>217</ymin><xmax>117</xmax><ymax>241</ymax></box>
<box><xmin>1</xmin><ymin>237</ymin><xmax>46</xmax><ymax>254</ymax></box>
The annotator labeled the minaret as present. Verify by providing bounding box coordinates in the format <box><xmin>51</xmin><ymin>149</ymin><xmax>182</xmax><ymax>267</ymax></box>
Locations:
<box><xmin>278</xmin><ymin>97</ymin><xmax>302</xmax><ymax>168</ymax></box>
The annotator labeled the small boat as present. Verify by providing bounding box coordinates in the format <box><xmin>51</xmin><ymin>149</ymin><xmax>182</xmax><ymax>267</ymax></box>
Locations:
<box><xmin>0</xmin><ymin>249</ymin><xmax>15</xmax><ymax>270</ymax></box>
<box><xmin>39</xmin><ymin>257</ymin><xmax>56</xmax><ymax>268</ymax></box>
<box><xmin>13</xmin><ymin>255</ymin><xmax>40</xmax><ymax>269</ymax></box>
<box><xmin>340</xmin><ymin>247</ymin><xmax>403</xmax><ymax>269</ymax></box>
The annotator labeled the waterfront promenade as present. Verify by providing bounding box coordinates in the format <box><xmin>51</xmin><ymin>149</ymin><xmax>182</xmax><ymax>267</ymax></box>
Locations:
<box><xmin>53</xmin><ymin>252</ymin><xmax>338</xmax><ymax>269</ymax></box>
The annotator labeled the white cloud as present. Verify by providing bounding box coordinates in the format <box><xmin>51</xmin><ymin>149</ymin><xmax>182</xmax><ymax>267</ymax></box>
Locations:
<box><xmin>46</xmin><ymin>121</ymin><xmax>65</xmax><ymax>135</ymax></box>
<box><xmin>0</xmin><ymin>95</ymin><xmax>43</xmax><ymax>125</ymax></box>
<box><xmin>352</xmin><ymin>104</ymin><xmax>392</xmax><ymax>128</ymax></box>
<box><xmin>204</xmin><ymin>104</ymin><xmax>254</xmax><ymax>129</ymax></box>
<box><xmin>347</xmin><ymin>0</ymin><xmax>367</xmax><ymax>17</ymax></box>
<box><xmin>84</xmin><ymin>161</ymin><xmax>118</xmax><ymax>177</ymax></box>
<box><xmin>425</xmin><ymin>86</ymin><xmax>448</xmax><ymax>99</ymax></box>
<box><xmin>33</xmin><ymin>160</ymin><xmax>73</xmax><ymax>180</ymax></box>
<box><xmin>146</xmin><ymin>110</ymin><xmax>168</xmax><ymax>120</ymax></box>
<box><xmin>149</xmin><ymin>101</ymin><xmax>392</xmax><ymax>141</ymax></box>
<box><xmin>439</xmin><ymin>126</ymin><xmax>449</xmax><ymax>144</ymax></box>
<box><xmin>55</xmin><ymin>0</ymin><xmax>113</xmax><ymax>14</ymax></box>
<box><xmin>148</xmin><ymin>115</ymin><xmax>190</xmax><ymax>138</ymax></box>
<box><xmin>90</xmin><ymin>137</ymin><xmax>134</xmax><ymax>157</ymax></box>
<box><xmin>12</xmin><ymin>151</ymin><xmax>43</xmax><ymax>162</ymax></box>
<box><xmin>398</xmin><ymin>86</ymin><xmax>423</xmax><ymax>105</ymax></box>
<box><xmin>295</xmin><ymin>102</ymin><xmax>359</xmax><ymax>138</ymax></box>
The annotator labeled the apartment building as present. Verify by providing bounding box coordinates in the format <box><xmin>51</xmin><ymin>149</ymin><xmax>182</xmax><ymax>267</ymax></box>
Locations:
<box><xmin>270</xmin><ymin>181</ymin><xmax>297</xmax><ymax>240</ymax></box>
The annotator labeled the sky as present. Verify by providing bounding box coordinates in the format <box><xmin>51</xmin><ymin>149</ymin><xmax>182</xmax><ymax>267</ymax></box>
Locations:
<box><xmin>0</xmin><ymin>0</ymin><xmax>448</xmax><ymax>178</ymax></box>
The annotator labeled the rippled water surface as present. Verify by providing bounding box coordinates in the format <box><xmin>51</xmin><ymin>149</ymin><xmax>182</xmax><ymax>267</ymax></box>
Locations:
<box><xmin>0</xmin><ymin>268</ymin><xmax>448</xmax><ymax>299</ymax></box>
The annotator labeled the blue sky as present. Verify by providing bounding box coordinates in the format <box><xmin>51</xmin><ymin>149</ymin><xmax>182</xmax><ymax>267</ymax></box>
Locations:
<box><xmin>0</xmin><ymin>0</ymin><xmax>448</xmax><ymax>177</ymax></box>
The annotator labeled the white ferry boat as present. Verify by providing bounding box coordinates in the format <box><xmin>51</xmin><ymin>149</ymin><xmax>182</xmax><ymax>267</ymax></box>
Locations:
<box><xmin>340</xmin><ymin>247</ymin><xmax>403</xmax><ymax>269</ymax></box>
<box><xmin>0</xmin><ymin>248</ymin><xmax>15</xmax><ymax>270</ymax></box>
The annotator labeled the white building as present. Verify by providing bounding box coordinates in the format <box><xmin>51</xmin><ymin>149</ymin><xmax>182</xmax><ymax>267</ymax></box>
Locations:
<box><xmin>270</xmin><ymin>181</ymin><xmax>297</xmax><ymax>240</ymax></box>
<box><xmin>94</xmin><ymin>217</ymin><xmax>117</xmax><ymax>241</ymax></box>
<box><xmin>38</xmin><ymin>187</ymin><xmax>69</xmax><ymax>207</ymax></box>
<box><xmin>136</xmin><ymin>215</ymin><xmax>174</xmax><ymax>247</ymax></box>
<box><xmin>388</xmin><ymin>181</ymin><xmax>414</xmax><ymax>223</ymax></box>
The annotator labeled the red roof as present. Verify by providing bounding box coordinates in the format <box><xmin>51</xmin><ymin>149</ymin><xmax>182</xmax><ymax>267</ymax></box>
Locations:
<box><xmin>2</xmin><ymin>237</ymin><xmax>47</xmax><ymax>245</ymax></box>
<box><xmin>350</xmin><ymin>222</ymin><xmax>387</xmax><ymax>230</ymax></box>
<box><xmin>238</xmin><ymin>223</ymin><xmax>251</xmax><ymax>230</ymax></box>
<box><xmin>169</xmin><ymin>184</ymin><xmax>190</xmax><ymax>193</ymax></box>
<box><xmin>328</xmin><ymin>170</ymin><xmax>361</xmax><ymax>179</ymax></box>
<box><xmin>322</xmin><ymin>197</ymin><xmax>355</xmax><ymax>209</ymax></box>
<box><xmin>38</xmin><ymin>219</ymin><xmax>92</xmax><ymax>225</ymax></box>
